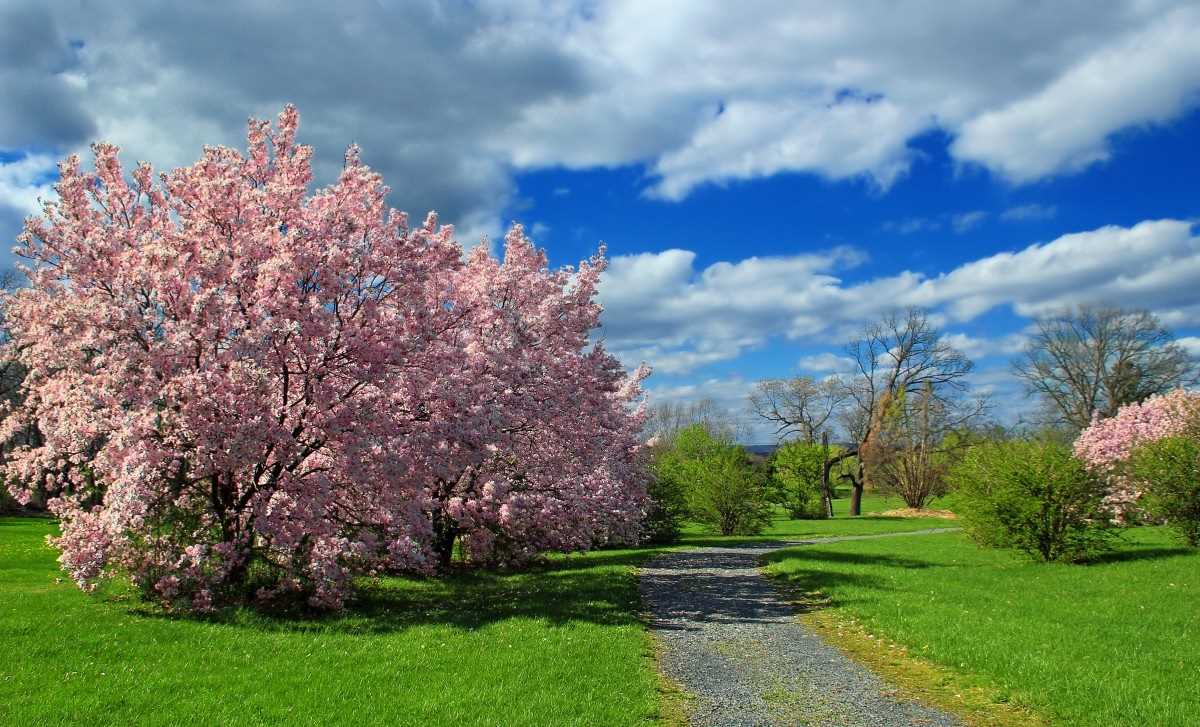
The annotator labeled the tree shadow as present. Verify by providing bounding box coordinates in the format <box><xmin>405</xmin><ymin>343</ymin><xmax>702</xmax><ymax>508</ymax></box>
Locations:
<box><xmin>1084</xmin><ymin>546</ymin><xmax>1196</xmax><ymax>565</ymax></box>
<box><xmin>761</xmin><ymin>547</ymin><xmax>939</xmax><ymax>571</ymax></box>
<box><xmin>758</xmin><ymin>548</ymin><xmax>942</xmax><ymax>614</ymax></box>
<box><xmin>641</xmin><ymin>549</ymin><xmax>896</xmax><ymax>630</ymax></box>
<box><xmin>126</xmin><ymin>548</ymin><xmax>663</xmax><ymax>636</ymax></box>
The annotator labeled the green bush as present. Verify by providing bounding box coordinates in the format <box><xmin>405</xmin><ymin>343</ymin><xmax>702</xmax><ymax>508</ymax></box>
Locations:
<box><xmin>643</xmin><ymin>454</ymin><xmax>689</xmax><ymax>544</ymax></box>
<box><xmin>1129</xmin><ymin>436</ymin><xmax>1200</xmax><ymax>547</ymax></box>
<box><xmin>770</xmin><ymin>441</ymin><xmax>840</xmax><ymax>519</ymax></box>
<box><xmin>685</xmin><ymin>445</ymin><xmax>772</xmax><ymax>535</ymax></box>
<box><xmin>949</xmin><ymin>439</ymin><xmax>1115</xmax><ymax>562</ymax></box>
<box><xmin>651</xmin><ymin>425</ymin><xmax>771</xmax><ymax>536</ymax></box>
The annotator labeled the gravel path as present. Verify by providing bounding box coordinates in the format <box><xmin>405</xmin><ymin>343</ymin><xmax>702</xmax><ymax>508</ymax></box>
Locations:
<box><xmin>640</xmin><ymin>529</ymin><xmax>964</xmax><ymax>727</ymax></box>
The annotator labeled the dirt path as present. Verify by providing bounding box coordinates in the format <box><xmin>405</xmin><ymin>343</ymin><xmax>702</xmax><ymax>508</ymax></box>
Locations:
<box><xmin>640</xmin><ymin>529</ymin><xmax>963</xmax><ymax>727</ymax></box>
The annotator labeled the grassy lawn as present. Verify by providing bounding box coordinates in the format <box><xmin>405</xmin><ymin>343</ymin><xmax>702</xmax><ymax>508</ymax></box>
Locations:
<box><xmin>680</xmin><ymin>492</ymin><xmax>957</xmax><ymax>544</ymax></box>
<box><xmin>0</xmin><ymin>516</ymin><xmax>667</xmax><ymax>727</ymax></box>
<box><xmin>763</xmin><ymin>527</ymin><xmax>1200</xmax><ymax>726</ymax></box>
<box><xmin>0</xmin><ymin>498</ymin><xmax>961</xmax><ymax>725</ymax></box>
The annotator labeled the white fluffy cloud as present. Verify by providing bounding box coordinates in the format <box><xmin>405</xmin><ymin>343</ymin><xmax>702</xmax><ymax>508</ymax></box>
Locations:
<box><xmin>600</xmin><ymin>219</ymin><xmax>1200</xmax><ymax>374</ymax></box>
<box><xmin>952</xmin><ymin>4</ymin><xmax>1200</xmax><ymax>181</ymax></box>
<box><xmin>2</xmin><ymin>0</ymin><xmax>1199</xmax><ymax>250</ymax></box>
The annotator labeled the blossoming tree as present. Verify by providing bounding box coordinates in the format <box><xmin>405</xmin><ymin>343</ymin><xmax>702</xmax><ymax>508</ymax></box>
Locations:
<box><xmin>1074</xmin><ymin>389</ymin><xmax>1200</xmax><ymax>515</ymax></box>
<box><xmin>1</xmin><ymin>107</ymin><xmax>647</xmax><ymax>610</ymax></box>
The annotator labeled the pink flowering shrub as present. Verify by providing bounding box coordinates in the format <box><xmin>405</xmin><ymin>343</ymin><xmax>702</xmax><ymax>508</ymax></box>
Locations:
<box><xmin>1074</xmin><ymin>389</ymin><xmax>1200</xmax><ymax>517</ymax></box>
<box><xmin>0</xmin><ymin>107</ymin><xmax>647</xmax><ymax>611</ymax></box>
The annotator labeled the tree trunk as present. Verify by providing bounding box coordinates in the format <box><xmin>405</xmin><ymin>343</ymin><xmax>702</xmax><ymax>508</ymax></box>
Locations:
<box><xmin>820</xmin><ymin>431</ymin><xmax>834</xmax><ymax>518</ymax></box>
<box><xmin>431</xmin><ymin>512</ymin><xmax>458</xmax><ymax>569</ymax></box>
<box><xmin>849</xmin><ymin>461</ymin><xmax>865</xmax><ymax>516</ymax></box>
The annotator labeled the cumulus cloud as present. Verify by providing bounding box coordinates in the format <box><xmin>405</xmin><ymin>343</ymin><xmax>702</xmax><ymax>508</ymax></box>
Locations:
<box><xmin>2</xmin><ymin>0</ymin><xmax>1198</xmax><ymax>252</ymax></box>
<box><xmin>796</xmin><ymin>353</ymin><xmax>857</xmax><ymax>373</ymax></box>
<box><xmin>599</xmin><ymin>219</ymin><xmax>1200</xmax><ymax>374</ymax></box>
<box><xmin>952</xmin><ymin>4</ymin><xmax>1200</xmax><ymax>181</ymax></box>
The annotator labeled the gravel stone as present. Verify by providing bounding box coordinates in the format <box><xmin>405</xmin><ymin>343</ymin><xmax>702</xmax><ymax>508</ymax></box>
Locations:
<box><xmin>640</xmin><ymin>529</ymin><xmax>964</xmax><ymax>727</ymax></box>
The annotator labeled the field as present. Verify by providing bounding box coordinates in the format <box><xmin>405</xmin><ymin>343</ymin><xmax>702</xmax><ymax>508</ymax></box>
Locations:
<box><xmin>0</xmin><ymin>495</ymin><xmax>927</xmax><ymax>726</ymax></box>
<box><xmin>763</xmin><ymin>527</ymin><xmax>1200</xmax><ymax>726</ymax></box>
<box><xmin>7</xmin><ymin>493</ymin><xmax>1195</xmax><ymax>726</ymax></box>
<box><xmin>0</xmin><ymin>516</ymin><xmax>665</xmax><ymax>726</ymax></box>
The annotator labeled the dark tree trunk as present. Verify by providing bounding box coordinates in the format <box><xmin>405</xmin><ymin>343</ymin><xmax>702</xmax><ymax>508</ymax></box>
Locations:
<box><xmin>431</xmin><ymin>512</ymin><xmax>458</xmax><ymax>569</ymax></box>
<box><xmin>849</xmin><ymin>460</ymin><xmax>865</xmax><ymax>516</ymax></box>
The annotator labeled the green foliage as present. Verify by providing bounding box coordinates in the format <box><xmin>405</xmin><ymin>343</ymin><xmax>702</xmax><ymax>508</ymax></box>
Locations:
<box><xmin>1129</xmin><ymin>436</ymin><xmax>1200</xmax><ymax>546</ymax></box>
<box><xmin>643</xmin><ymin>453</ymin><xmax>689</xmax><ymax>544</ymax></box>
<box><xmin>949</xmin><ymin>439</ymin><xmax>1114</xmax><ymax>562</ymax></box>
<box><xmin>770</xmin><ymin>441</ymin><xmax>844</xmax><ymax>519</ymax></box>
<box><xmin>653</xmin><ymin>425</ymin><xmax>772</xmax><ymax>536</ymax></box>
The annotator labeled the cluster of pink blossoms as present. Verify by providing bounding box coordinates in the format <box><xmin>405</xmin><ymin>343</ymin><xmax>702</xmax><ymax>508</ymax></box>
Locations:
<box><xmin>0</xmin><ymin>107</ymin><xmax>650</xmax><ymax>612</ymax></box>
<box><xmin>1074</xmin><ymin>389</ymin><xmax>1200</xmax><ymax>516</ymax></box>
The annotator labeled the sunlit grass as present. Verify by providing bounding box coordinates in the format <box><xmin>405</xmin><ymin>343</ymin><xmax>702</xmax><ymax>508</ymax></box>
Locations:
<box><xmin>0</xmin><ymin>516</ymin><xmax>666</xmax><ymax>726</ymax></box>
<box><xmin>763</xmin><ymin>528</ymin><xmax>1200</xmax><ymax>726</ymax></box>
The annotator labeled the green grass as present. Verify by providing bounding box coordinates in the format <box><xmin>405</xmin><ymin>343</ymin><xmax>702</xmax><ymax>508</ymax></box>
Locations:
<box><xmin>680</xmin><ymin>492</ymin><xmax>956</xmax><ymax>544</ymax></box>
<box><xmin>0</xmin><ymin>516</ymin><xmax>667</xmax><ymax>726</ymax></box>
<box><xmin>763</xmin><ymin>527</ymin><xmax>1200</xmax><ymax>726</ymax></box>
<box><xmin>0</xmin><ymin>498</ymin><xmax>965</xmax><ymax>725</ymax></box>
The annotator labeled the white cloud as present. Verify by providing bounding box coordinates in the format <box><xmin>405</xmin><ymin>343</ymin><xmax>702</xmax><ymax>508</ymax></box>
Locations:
<box><xmin>796</xmin><ymin>353</ymin><xmax>856</xmax><ymax>373</ymax></box>
<box><xmin>951</xmin><ymin>210</ymin><xmax>988</xmax><ymax>234</ymax></box>
<box><xmin>600</xmin><ymin>219</ymin><xmax>1200</xmax><ymax>374</ymax></box>
<box><xmin>952</xmin><ymin>5</ymin><xmax>1200</xmax><ymax>181</ymax></box>
<box><xmin>1178</xmin><ymin>336</ymin><xmax>1200</xmax><ymax>358</ymax></box>
<box><xmin>1000</xmin><ymin>203</ymin><xmax>1058</xmax><ymax>222</ymax></box>
<box><xmin>942</xmin><ymin>332</ymin><xmax>1029</xmax><ymax>361</ymax></box>
<box><xmin>2</xmin><ymin>0</ymin><xmax>1198</xmax><ymax>251</ymax></box>
<box><xmin>883</xmin><ymin>217</ymin><xmax>940</xmax><ymax>235</ymax></box>
<box><xmin>647</xmin><ymin>96</ymin><xmax>926</xmax><ymax>200</ymax></box>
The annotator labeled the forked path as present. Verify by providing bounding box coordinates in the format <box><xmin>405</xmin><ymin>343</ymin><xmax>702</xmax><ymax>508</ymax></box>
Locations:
<box><xmin>640</xmin><ymin>529</ymin><xmax>963</xmax><ymax>727</ymax></box>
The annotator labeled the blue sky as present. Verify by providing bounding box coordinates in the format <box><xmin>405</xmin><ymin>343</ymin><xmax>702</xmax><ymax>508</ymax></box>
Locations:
<box><xmin>2</xmin><ymin>1</ymin><xmax>1200</xmax><ymax>439</ymax></box>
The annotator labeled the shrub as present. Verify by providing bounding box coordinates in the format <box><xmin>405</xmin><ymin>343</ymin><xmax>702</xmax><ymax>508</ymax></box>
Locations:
<box><xmin>770</xmin><ymin>441</ymin><xmax>839</xmax><ymax>519</ymax></box>
<box><xmin>643</xmin><ymin>445</ymin><xmax>689</xmax><ymax>544</ymax></box>
<box><xmin>1128</xmin><ymin>436</ymin><xmax>1200</xmax><ymax>546</ymax></box>
<box><xmin>685</xmin><ymin>445</ymin><xmax>772</xmax><ymax>536</ymax></box>
<box><xmin>950</xmin><ymin>439</ymin><xmax>1115</xmax><ymax>562</ymax></box>
<box><xmin>653</xmin><ymin>425</ymin><xmax>771</xmax><ymax>536</ymax></box>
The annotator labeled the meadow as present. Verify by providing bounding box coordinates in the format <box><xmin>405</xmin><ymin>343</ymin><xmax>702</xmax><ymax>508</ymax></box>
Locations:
<box><xmin>4</xmin><ymin>494</ymin><xmax>1195</xmax><ymax>726</ymax></box>
<box><xmin>763</xmin><ymin>527</ymin><xmax>1200</xmax><ymax>726</ymax></box>
<box><xmin>0</xmin><ymin>495</ymin><xmax>929</xmax><ymax>726</ymax></box>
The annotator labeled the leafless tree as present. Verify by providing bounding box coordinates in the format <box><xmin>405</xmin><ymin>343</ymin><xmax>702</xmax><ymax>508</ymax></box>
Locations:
<box><xmin>842</xmin><ymin>308</ymin><xmax>979</xmax><ymax>514</ymax></box>
<box><xmin>1013</xmin><ymin>306</ymin><xmax>1198</xmax><ymax>431</ymax></box>
<box><xmin>864</xmin><ymin>381</ymin><xmax>981</xmax><ymax>508</ymax></box>
<box><xmin>748</xmin><ymin>375</ymin><xmax>848</xmax><ymax>443</ymax></box>
<box><xmin>644</xmin><ymin>398</ymin><xmax>744</xmax><ymax>444</ymax></box>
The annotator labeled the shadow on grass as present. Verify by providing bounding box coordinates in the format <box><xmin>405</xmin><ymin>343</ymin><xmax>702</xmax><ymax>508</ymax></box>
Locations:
<box><xmin>1084</xmin><ymin>546</ymin><xmax>1196</xmax><ymax>565</ymax></box>
<box><xmin>127</xmin><ymin>547</ymin><xmax>667</xmax><ymax>636</ymax></box>
<box><xmin>761</xmin><ymin>547</ymin><xmax>938</xmax><ymax>570</ymax></box>
<box><xmin>760</xmin><ymin>548</ymin><xmax>941</xmax><ymax>613</ymax></box>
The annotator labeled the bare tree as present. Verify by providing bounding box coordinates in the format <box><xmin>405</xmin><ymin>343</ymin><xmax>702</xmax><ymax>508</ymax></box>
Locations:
<box><xmin>842</xmin><ymin>308</ymin><xmax>977</xmax><ymax>515</ymax></box>
<box><xmin>644</xmin><ymin>398</ymin><xmax>744</xmax><ymax>444</ymax></box>
<box><xmin>1013</xmin><ymin>306</ymin><xmax>1197</xmax><ymax>431</ymax></box>
<box><xmin>864</xmin><ymin>381</ymin><xmax>981</xmax><ymax>508</ymax></box>
<box><xmin>749</xmin><ymin>375</ymin><xmax>848</xmax><ymax>443</ymax></box>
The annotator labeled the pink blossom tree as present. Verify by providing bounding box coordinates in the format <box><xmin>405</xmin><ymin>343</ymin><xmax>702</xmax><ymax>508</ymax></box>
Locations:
<box><xmin>1</xmin><ymin>107</ymin><xmax>648</xmax><ymax>611</ymax></box>
<box><xmin>1074</xmin><ymin>389</ymin><xmax>1200</xmax><ymax>515</ymax></box>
